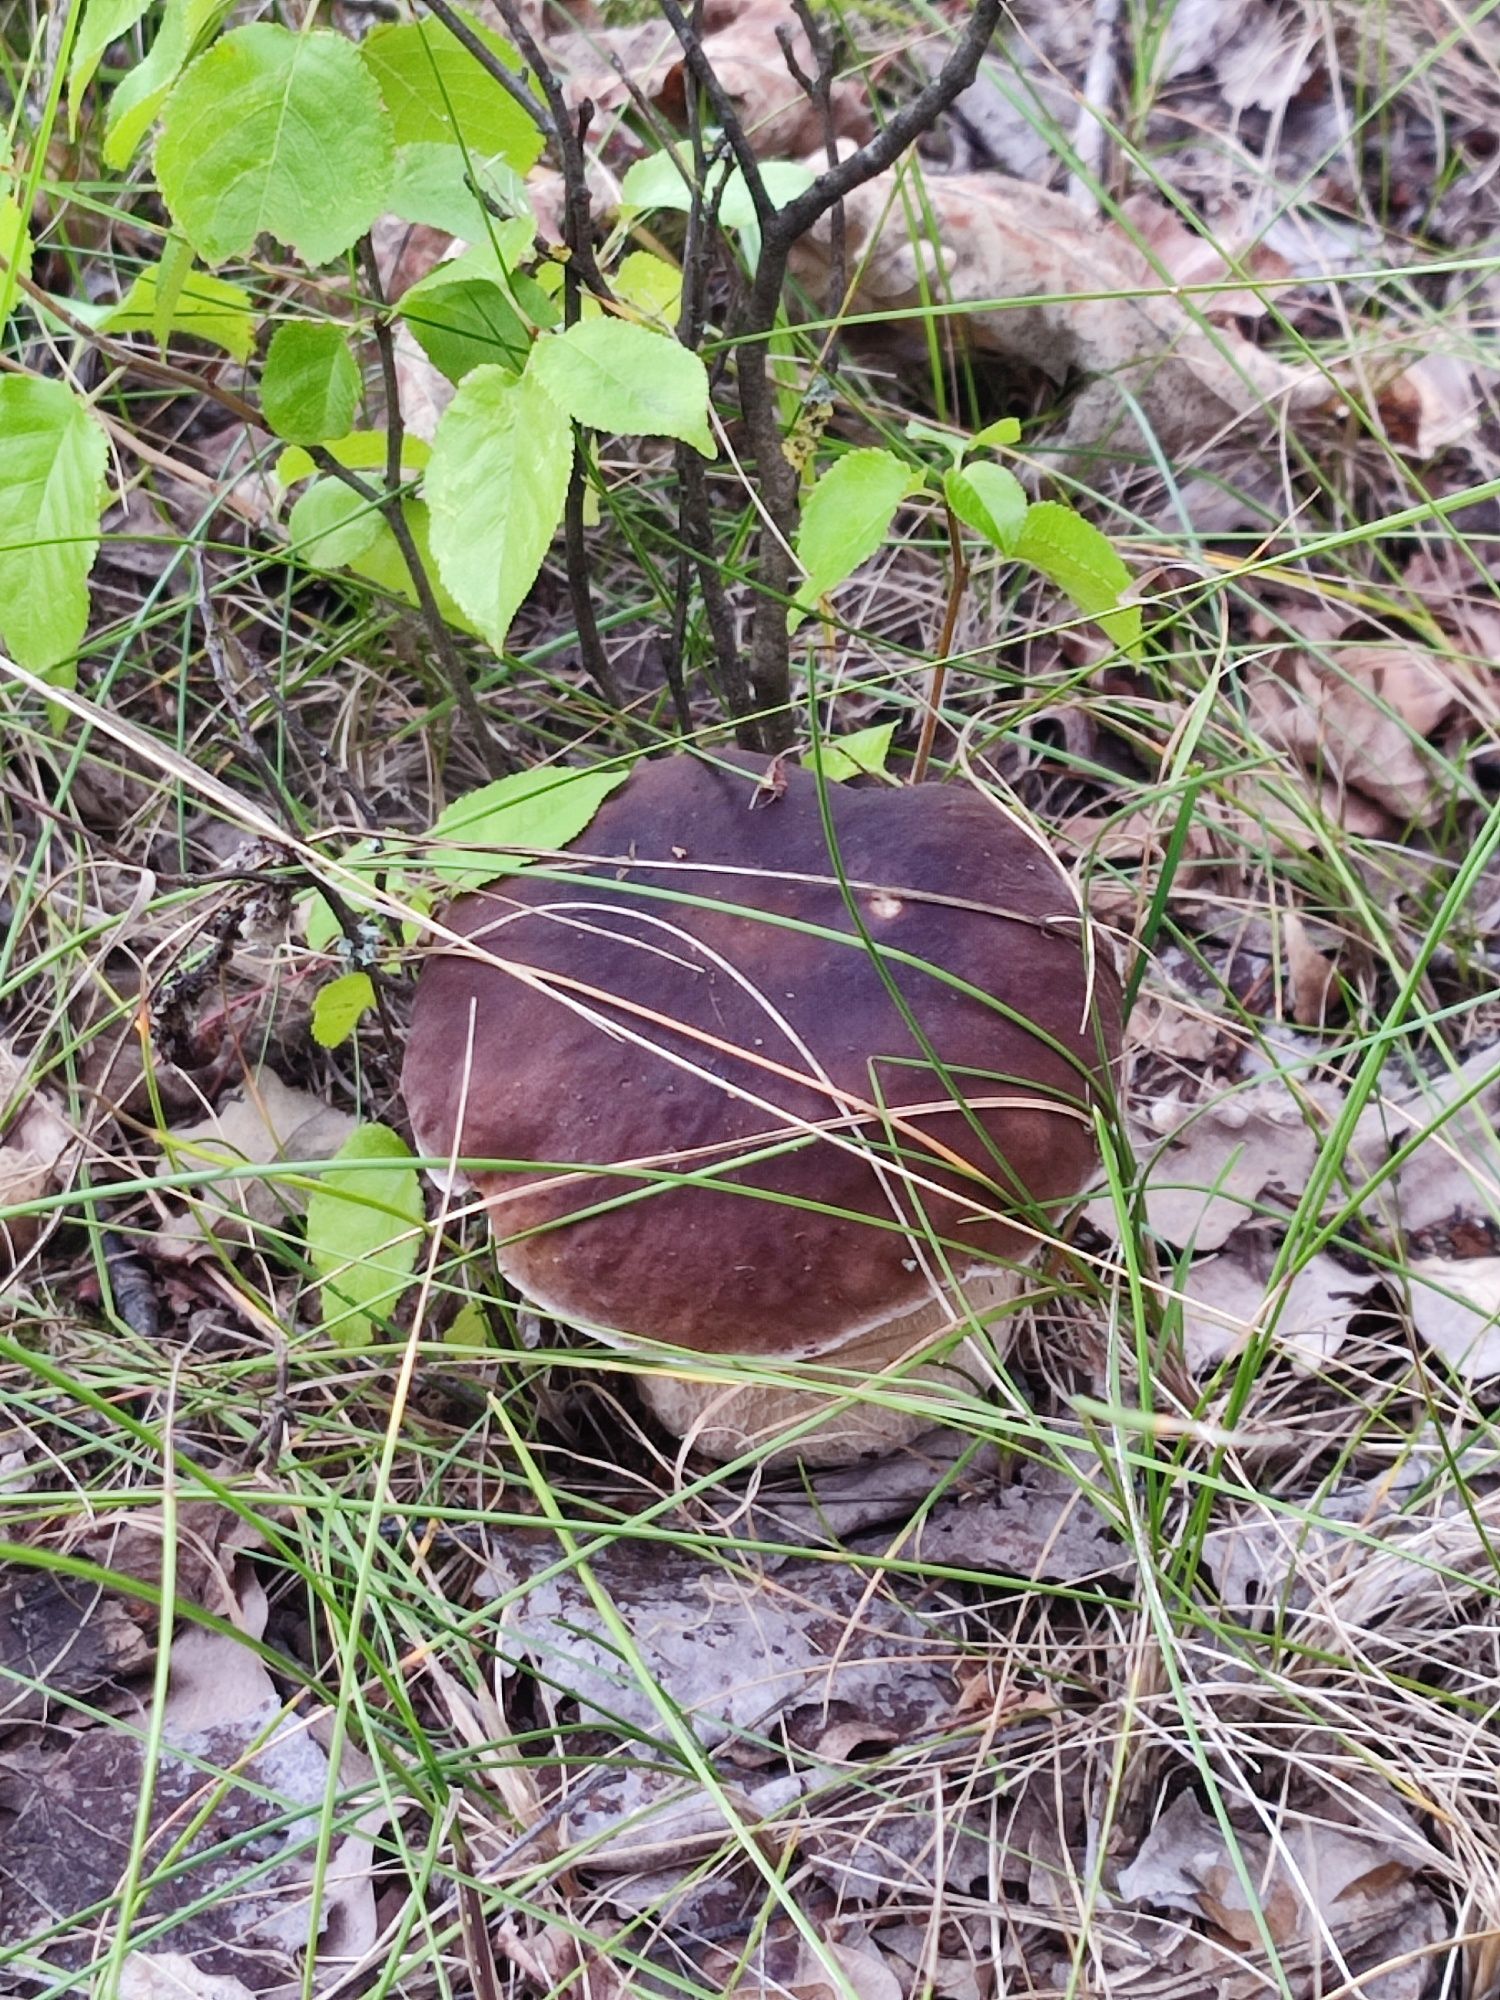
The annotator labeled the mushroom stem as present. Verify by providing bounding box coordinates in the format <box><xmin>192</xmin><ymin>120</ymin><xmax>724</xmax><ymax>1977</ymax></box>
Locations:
<box><xmin>635</xmin><ymin>1267</ymin><xmax>1023</xmax><ymax>1467</ymax></box>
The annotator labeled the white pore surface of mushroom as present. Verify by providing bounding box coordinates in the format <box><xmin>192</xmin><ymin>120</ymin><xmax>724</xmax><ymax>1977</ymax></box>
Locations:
<box><xmin>402</xmin><ymin>750</ymin><xmax>1121</xmax><ymax>1465</ymax></box>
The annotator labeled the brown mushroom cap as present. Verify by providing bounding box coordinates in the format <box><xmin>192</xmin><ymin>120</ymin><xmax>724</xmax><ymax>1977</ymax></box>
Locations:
<box><xmin>402</xmin><ymin>751</ymin><xmax>1120</xmax><ymax>1361</ymax></box>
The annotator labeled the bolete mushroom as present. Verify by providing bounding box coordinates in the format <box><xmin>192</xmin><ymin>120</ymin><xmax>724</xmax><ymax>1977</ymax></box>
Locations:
<box><xmin>402</xmin><ymin>750</ymin><xmax>1120</xmax><ymax>1463</ymax></box>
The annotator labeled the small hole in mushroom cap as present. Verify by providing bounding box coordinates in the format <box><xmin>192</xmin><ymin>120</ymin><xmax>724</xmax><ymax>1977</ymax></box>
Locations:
<box><xmin>868</xmin><ymin>892</ymin><xmax>904</xmax><ymax>920</ymax></box>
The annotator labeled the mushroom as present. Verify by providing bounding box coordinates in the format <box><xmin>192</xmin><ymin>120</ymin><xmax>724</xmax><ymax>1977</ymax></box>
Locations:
<box><xmin>402</xmin><ymin>750</ymin><xmax>1120</xmax><ymax>1463</ymax></box>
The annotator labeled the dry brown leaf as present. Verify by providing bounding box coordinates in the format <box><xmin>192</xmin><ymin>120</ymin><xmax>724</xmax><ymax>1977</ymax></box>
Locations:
<box><xmin>1177</xmin><ymin>1233</ymin><xmax>1376</xmax><ymax>1372</ymax></box>
<box><xmin>1385</xmin><ymin>1045</ymin><xmax>1500</xmax><ymax>1240</ymax></box>
<box><xmin>1251</xmin><ymin>644</ymin><xmax>1469</xmax><ymax>829</ymax></box>
<box><xmin>792</xmin><ymin>170</ymin><xmax>1325</xmax><ymax>464</ymax></box>
<box><xmin>71</xmin><ymin>1500</ymin><xmax>267</xmax><ymax>1628</ymax></box>
<box><xmin>121</xmin><ymin>1954</ymin><xmax>258</xmax><ymax>1999</ymax></box>
<box><xmin>1119</xmin><ymin>189</ymin><xmax>1278</xmax><ymax>321</ymax></box>
<box><xmin>0</xmin><ymin>1037</ymin><xmax>76</xmax><ymax>1262</ymax></box>
<box><xmin>0</xmin><ymin>1597</ymin><xmax>376</xmax><ymax>1990</ymax></box>
<box><xmin>1115</xmin><ymin>1786</ymin><xmax>1442</xmax><ymax>1991</ymax></box>
<box><xmin>153</xmin><ymin>1067</ymin><xmax>357</xmax><ymax>1257</ymax></box>
<box><xmin>703</xmin><ymin>1934</ymin><xmax>902</xmax><ymax>2000</ymax></box>
<box><xmin>0</xmin><ymin>1571</ymin><xmax>154</xmax><ymax>1738</ymax></box>
<box><xmin>1094</xmin><ymin>1074</ymin><xmax>1331</xmax><ymax>1253</ymax></box>
<box><xmin>1283</xmin><ymin>910</ymin><xmax>1340</xmax><ymax>1027</ymax></box>
<box><xmin>549</xmin><ymin>0</ymin><xmax>872</xmax><ymax>156</ymax></box>
<box><xmin>1406</xmin><ymin>1256</ymin><xmax>1500</xmax><ymax>1377</ymax></box>
<box><xmin>1376</xmin><ymin>351</ymin><xmax>1481</xmax><ymax>458</ymax></box>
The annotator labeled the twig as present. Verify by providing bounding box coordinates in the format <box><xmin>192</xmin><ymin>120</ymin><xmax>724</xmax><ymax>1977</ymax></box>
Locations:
<box><xmin>782</xmin><ymin>0</ymin><xmax>846</xmax><ymax>327</ymax></box>
<box><xmin>483</xmin><ymin>0</ymin><xmax>613</xmax><ymax>300</ymax></box>
<box><xmin>910</xmin><ymin>503</ymin><xmax>969</xmax><ymax>785</ymax></box>
<box><xmin>721</xmin><ymin>0</ymin><xmax>1002</xmax><ymax>748</ymax></box>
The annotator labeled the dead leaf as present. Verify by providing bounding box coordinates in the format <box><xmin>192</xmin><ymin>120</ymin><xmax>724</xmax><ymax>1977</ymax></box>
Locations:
<box><xmin>1093</xmin><ymin>1072</ymin><xmax>1335</xmax><ymax>1252</ymax></box>
<box><xmin>153</xmin><ymin>1067</ymin><xmax>357</xmax><ymax>1257</ymax></box>
<box><xmin>553</xmin><ymin>0</ymin><xmax>872</xmax><ymax>157</ymax></box>
<box><xmin>0</xmin><ymin>1617</ymin><xmax>377</xmax><ymax>1991</ymax></box>
<box><xmin>1119</xmin><ymin>190</ymin><xmax>1279</xmax><ymax>321</ymax></box>
<box><xmin>475</xmin><ymin>1529</ymin><xmax>960</xmax><ymax>1751</ymax></box>
<box><xmin>1250</xmin><ymin>644</ymin><xmax>1471</xmax><ymax>829</ymax></box>
<box><xmin>1385</xmin><ymin>1044</ymin><xmax>1500</xmax><ymax>1240</ymax></box>
<box><xmin>0</xmin><ymin>1571</ymin><xmax>154</xmax><ymax>1737</ymax></box>
<box><xmin>71</xmin><ymin>1500</ymin><xmax>267</xmax><ymax>1628</ymax></box>
<box><xmin>1376</xmin><ymin>351</ymin><xmax>1481</xmax><ymax>458</ymax></box>
<box><xmin>1406</xmin><ymin>1256</ymin><xmax>1500</xmax><ymax>1377</ymax></box>
<box><xmin>1178</xmin><ymin>1234</ymin><xmax>1376</xmax><ymax>1372</ymax></box>
<box><xmin>791</xmin><ymin>170</ymin><xmax>1326</xmax><ymax>465</ymax></box>
<box><xmin>1114</xmin><ymin>1786</ymin><xmax>1444</xmax><ymax>1999</ymax></box>
<box><xmin>120</xmin><ymin>1953</ymin><xmax>258</xmax><ymax>2000</ymax></box>
<box><xmin>1283</xmin><ymin>910</ymin><xmax>1340</xmax><ymax>1027</ymax></box>
<box><xmin>718</xmin><ymin>1937</ymin><xmax>903</xmax><ymax>2000</ymax></box>
<box><xmin>0</xmin><ymin>1037</ymin><xmax>76</xmax><ymax>1261</ymax></box>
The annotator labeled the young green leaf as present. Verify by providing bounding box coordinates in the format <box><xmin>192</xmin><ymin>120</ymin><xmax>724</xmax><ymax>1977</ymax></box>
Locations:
<box><xmin>803</xmin><ymin>722</ymin><xmax>897</xmax><ymax>784</ymax></box>
<box><xmin>426</xmin><ymin>366</ymin><xmax>572</xmax><ymax>650</ymax></box>
<box><xmin>969</xmin><ymin>416</ymin><xmax>1023</xmax><ymax>450</ymax></box>
<box><xmin>789</xmin><ymin>447</ymin><xmax>921</xmax><ymax>632</ymax></box>
<box><xmin>69</xmin><ymin>0</ymin><xmax>154</xmax><ymax>123</ymax></box>
<box><xmin>0</xmin><ymin>191</ymin><xmax>34</xmax><ymax>332</ymax></box>
<box><xmin>362</xmin><ymin>11</ymin><xmax>542</xmax><ymax>171</ymax></box>
<box><xmin>311</xmin><ymin>971</ymin><xmax>377</xmax><ymax>1048</ymax></box>
<box><xmin>262</xmin><ymin>321</ymin><xmax>362</xmax><ymax>443</ymax></box>
<box><xmin>305</xmin><ymin>1122</ymin><xmax>424</xmax><ymax>1349</ymax></box>
<box><xmin>529</xmin><ymin>319</ymin><xmax>714</xmax><ymax>454</ymax></box>
<box><xmin>103</xmin><ymin>0</ymin><xmax>225</xmax><ymax>167</ymax></box>
<box><xmin>943</xmin><ymin>461</ymin><xmax>1027</xmax><ymax>554</ymax></box>
<box><xmin>612</xmin><ymin>250</ymin><xmax>683</xmax><ymax>329</ymax></box>
<box><xmin>275</xmin><ymin>431</ymin><xmax>430</xmax><ymax>487</ymax></box>
<box><xmin>424</xmin><ymin>763</ymin><xmax>632</xmax><ymax>891</ymax></box>
<box><xmin>397</xmin><ymin>269</ymin><xmax>530</xmax><ymax>384</ymax></box>
<box><xmin>105</xmin><ymin>258</ymin><xmax>256</xmax><ymax>361</ymax></box>
<box><xmin>0</xmin><ymin>376</ymin><xmax>110</xmax><ymax>683</ymax></box>
<box><xmin>387</xmin><ymin>143</ymin><xmax>531</xmax><ymax>238</ymax></box>
<box><xmin>156</xmin><ymin>25</ymin><xmax>395</xmax><ymax>266</ymax></box>
<box><xmin>1012</xmin><ymin>499</ymin><xmax>1142</xmax><ymax>659</ymax></box>
<box><xmin>618</xmin><ymin>149</ymin><xmax>813</xmax><ymax>227</ymax></box>
<box><xmin>287</xmin><ymin>477</ymin><xmax>387</xmax><ymax>571</ymax></box>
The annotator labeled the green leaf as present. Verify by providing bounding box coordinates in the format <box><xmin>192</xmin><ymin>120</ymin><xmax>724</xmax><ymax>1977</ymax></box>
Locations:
<box><xmin>612</xmin><ymin>249</ymin><xmax>682</xmax><ymax>329</ymax></box>
<box><xmin>103</xmin><ymin>259</ymin><xmax>255</xmax><ymax>359</ymax></box>
<box><xmin>445</xmin><ymin>1298</ymin><xmax>494</xmax><ymax>1347</ymax></box>
<box><xmin>426</xmin><ymin>366</ymin><xmax>572</xmax><ymax>651</ymax></box>
<box><xmin>346</xmin><ymin>498</ymin><xmax>480</xmax><ymax>636</ymax></box>
<box><xmin>103</xmin><ymin>0</ymin><xmax>225</xmax><ymax>167</ymax></box>
<box><xmin>275</xmin><ymin>431</ymin><xmax>430</xmax><ymax>487</ymax></box>
<box><xmin>0</xmin><ymin>376</ymin><xmax>109</xmax><ymax>682</ymax></box>
<box><xmin>425</xmin><ymin>764</ymin><xmax>631</xmax><ymax>890</ymax></box>
<box><xmin>790</xmin><ymin>447</ymin><xmax>920</xmax><ymax>632</ymax></box>
<box><xmin>287</xmin><ymin>477</ymin><xmax>387</xmax><ymax>571</ymax></box>
<box><xmin>262</xmin><ymin>321</ymin><xmax>362</xmax><ymax>444</ymax></box>
<box><xmin>305</xmin><ymin>1122</ymin><xmax>424</xmax><ymax>1349</ymax></box>
<box><xmin>156</xmin><ymin>25</ymin><xmax>395</xmax><ymax>266</ymax></box>
<box><xmin>969</xmin><ymin>416</ymin><xmax>1022</xmax><ymax>449</ymax></box>
<box><xmin>718</xmin><ymin>161</ymin><xmax>815</xmax><ymax>229</ymax></box>
<box><xmin>804</xmin><ymin>722</ymin><xmax>897</xmax><ymax>784</ymax></box>
<box><xmin>944</xmin><ymin>461</ymin><xmax>1027</xmax><ymax>555</ymax></box>
<box><xmin>397</xmin><ymin>269</ymin><xmax>529</xmax><ymax>384</ymax></box>
<box><xmin>362</xmin><ymin>11</ymin><xmax>542</xmax><ymax>171</ymax></box>
<box><xmin>69</xmin><ymin>0</ymin><xmax>153</xmax><ymax>123</ymax></box>
<box><xmin>311</xmin><ymin>970</ymin><xmax>376</xmax><ymax>1048</ymax></box>
<box><xmin>1012</xmin><ymin>499</ymin><xmax>1142</xmax><ymax>659</ymax></box>
<box><xmin>387</xmin><ymin>141</ymin><xmax>531</xmax><ymax>238</ymax></box>
<box><xmin>0</xmin><ymin>191</ymin><xmax>35</xmax><ymax>333</ymax></box>
<box><xmin>618</xmin><ymin>149</ymin><xmax>813</xmax><ymax>227</ymax></box>
<box><xmin>529</xmin><ymin>319</ymin><xmax>713</xmax><ymax>453</ymax></box>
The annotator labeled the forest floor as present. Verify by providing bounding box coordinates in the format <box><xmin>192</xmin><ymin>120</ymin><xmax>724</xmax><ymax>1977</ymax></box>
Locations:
<box><xmin>4</xmin><ymin>1</ymin><xmax>1500</xmax><ymax>1996</ymax></box>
